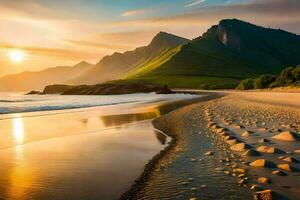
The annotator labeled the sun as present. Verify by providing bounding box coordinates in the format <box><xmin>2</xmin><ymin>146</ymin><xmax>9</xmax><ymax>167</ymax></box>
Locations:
<box><xmin>8</xmin><ymin>50</ymin><xmax>25</xmax><ymax>63</ymax></box>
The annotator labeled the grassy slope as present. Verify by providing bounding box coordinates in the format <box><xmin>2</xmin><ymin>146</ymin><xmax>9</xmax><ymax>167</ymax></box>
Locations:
<box><xmin>125</xmin><ymin>46</ymin><xmax>182</xmax><ymax>79</ymax></box>
<box><xmin>69</xmin><ymin>32</ymin><xmax>190</xmax><ymax>85</ymax></box>
<box><xmin>122</xmin><ymin>27</ymin><xmax>259</xmax><ymax>89</ymax></box>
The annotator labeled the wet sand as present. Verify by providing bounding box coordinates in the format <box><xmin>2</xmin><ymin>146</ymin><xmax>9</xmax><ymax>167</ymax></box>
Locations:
<box><xmin>0</xmin><ymin>96</ymin><xmax>199</xmax><ymax>200</ymax></box>
<box><xmin>131</xmin><ymin>91</ymin><xmax>300</xmax><ymax>200</ymax></box>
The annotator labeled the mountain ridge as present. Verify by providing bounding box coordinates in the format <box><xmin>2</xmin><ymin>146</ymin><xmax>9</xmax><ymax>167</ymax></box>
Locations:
<box><xmin>121</xmin><ymin>19</ymin><xmax>300</xmax><ymax>89</ymax></box>
<box><xmin>0</xmin><ymin>61</ymin><xmax>93</xmax><ymax>91</ymax></box>
<box><xmin>67</xmin><ymin>31</ymin><xmax>190</xmax><ymax>85</ymax></box>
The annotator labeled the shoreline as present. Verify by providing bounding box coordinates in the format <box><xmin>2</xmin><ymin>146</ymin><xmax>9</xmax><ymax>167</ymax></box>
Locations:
<box><xmin>119</xmin><ymin>93</ymin><xmax>223</xmax><ymax>200</ymax></box>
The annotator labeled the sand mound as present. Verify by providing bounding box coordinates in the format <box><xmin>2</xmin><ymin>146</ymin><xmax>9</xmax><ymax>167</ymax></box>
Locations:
<box><xmin>234</xmin><ymin>124</ymin><xmax>245</xmax><ymax>129</ymax></box>
<box><xmin>226</xmin><ymin>139</ymin><xmax>241</xmax><ymax>145</ymax></box>
<box><xmin>257</xmin><ymin>177</ymin><xmax>270</xmax><ymax>184</ymax></box>
<box><xmin>256</xmin><ymin>146</ymin><xmax>285</xmax><ymax>154</ymax></box>
<box><xmin>254</xmin><ymin>190</ymin><xmax>272</xmax><ymax>200</ymax></box>
<box><xmin>282</xmin><ymin>156</ymin><xmax>299</xmax><ymax>163</ymax></box>
<box><xmin>272</xmin><ymin>170</ymin><xmax>287</xmax><ymax>176</ymax></box>
<box><xmin>230</xmin><ymin>143</ymin><xmax>251</xmax><ymax>152</ymax></box>
<box><xmin>250</xmin><ymin>159</ymin><xmax>275</xmax><ymax>168</ymax></box>
<box><xmin>271</xmin><ymin>131</ymin><xmax>299</xmax><ymax>141</ymax></box>
<box><xmin>241</xmin><ymin>131</ymin><xmax>254</xmax><ymax>137</ymax></box>
<box><xmin>205</xmin><ymin>151</ymin><xmax>214</xmax><ymax>156</ymax></box>
<box><xmin>223</xmin><ymin>135</ymin><xmax>235</xmax><ymax>140</ymax></box>
<box><xmin>242</xmin><ymin>149</ymin><xmax>261</xmax><ymax>156</ymax></box>
<box><xmin>277</xmin><ymin>164</ymin><xmax>298</xmax><ymax>172</ymax></box>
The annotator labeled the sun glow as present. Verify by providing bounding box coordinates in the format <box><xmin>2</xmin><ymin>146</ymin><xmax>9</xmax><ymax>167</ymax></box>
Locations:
<box><xmin>8</xmin><ymin>50</ymin><xmax>25</xmax><ymax>63</ymax></box>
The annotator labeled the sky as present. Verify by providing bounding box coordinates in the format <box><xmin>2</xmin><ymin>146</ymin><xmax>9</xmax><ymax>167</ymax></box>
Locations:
<box><xmin>0</xmin><ymin>0</ymin><xmax>299</xmax><ymax>77</ymax></box>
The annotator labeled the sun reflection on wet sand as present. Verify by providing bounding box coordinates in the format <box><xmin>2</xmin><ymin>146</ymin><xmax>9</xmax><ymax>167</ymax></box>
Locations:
<box><xmin>5</xmin><ymin>115</ymin><xmax>34</xmax><ymax>200</ymax></box>
<box><xmin>7</xmin><ymin>161</ymin><xmax>34</xmax><ymax>200</ymax></box>
<box><xmin>13</xmin><ymin>115</ymin><xmax>24</xmax><ymax>145</ymax></box>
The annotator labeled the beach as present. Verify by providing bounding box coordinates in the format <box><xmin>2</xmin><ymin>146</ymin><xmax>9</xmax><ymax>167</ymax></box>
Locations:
<box><xmin>0</xmin><ymin>91</ymin><xmax>299</xmax><ymax>200</ymax></box>
<box><xmin>130</xmin><ymin>91</ymin><xmax>300</xmax><ymax>200</ymax></box>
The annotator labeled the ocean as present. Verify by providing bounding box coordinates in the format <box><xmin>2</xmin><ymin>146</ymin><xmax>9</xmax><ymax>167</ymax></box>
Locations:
<box><xmin>0</xmin><ymin>92</ymin><xmax>197</xmax><ymax>114</ymax></box>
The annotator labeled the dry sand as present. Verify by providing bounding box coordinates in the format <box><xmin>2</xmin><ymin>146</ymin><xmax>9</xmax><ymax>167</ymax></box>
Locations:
<box><xmin>134</xmin><ymin>91</ymin><xmax>300</xmax><ymax>200</ymax></box>
<box><xmin>204</xmin><ymin>92</ymin><xmax>300</xmax><ymax>200</ymax></box>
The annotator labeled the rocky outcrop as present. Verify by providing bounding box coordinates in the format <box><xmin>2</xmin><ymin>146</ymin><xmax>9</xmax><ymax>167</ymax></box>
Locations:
<box><xmin>155</xmin><ymin>86</ymin><xmax>175</xmax><ymax>94</ymax></box>
<box><xmin>41</xmin><ymin>83</ymin><xmax>170</xmax><ymax>95</ymax></box>
<box><xmin>42</xmin><ymin>84</ymin><xmax>74</xmax><ymax>94</ymax></box>
<box><xmin>218</xmin><ymin>21</ymin><xmax>242</xmax><ymax>52</ymax></box>
<box><xmin>26</xmin><ymin>90</ymin><xmax>42</xmax><ymax>95</ymax></box>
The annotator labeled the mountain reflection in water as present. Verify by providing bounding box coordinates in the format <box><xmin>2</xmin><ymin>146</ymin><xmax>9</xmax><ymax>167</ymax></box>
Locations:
<box><xmin>100</xmin><ymin>111</ymin><xmax>160</xmax><ymax>127</ymax></box>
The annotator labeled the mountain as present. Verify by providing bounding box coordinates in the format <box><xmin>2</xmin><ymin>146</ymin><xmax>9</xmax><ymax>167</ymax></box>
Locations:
<box><xmin>0</xmin><ymin>61</ymin><xmax>93</xmax><ymax>91</ymax></box>
<box><xmin>68</xmin><ymin>32</ymin><xmax>190</xmax><ymax>84</ymax></box>
<box><xmin>123</xmin><ymin>19</ymin><xmax>300</xmax><ymax>89</ymax></box>
<box><xmin>3</xmin><ymin>19</ymin><xmax>300</xmax><ymax>91</ymax></box>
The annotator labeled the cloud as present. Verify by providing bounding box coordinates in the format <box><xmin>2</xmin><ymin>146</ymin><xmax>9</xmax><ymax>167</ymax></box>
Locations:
<box><xmin>112</xmin><ymin>0</ymin><xmax>300</xmax><ymax>38</ymax></box>
<box><xmin>65</xmin><ymin>40</ymin><xmax>132</xmax><ymax>50</ymax></box>
<box><xmin>185</xmin><ymin>0</ymin><xmax>207</xmax><ymax>7</ymax></box>
<box><xmin>122</xmin><ymin>9</ymin><xmax>146</xmax><ymax>17</ymax></box>
<box><xmin>1</xmin><ymin>43</ymin><xmax>97</xmax><ymax>59</ymax></box>
<box><xmin>94</xmin><ymin>31</ymin><xmax>157</xmax><ymax>46</ymax></box>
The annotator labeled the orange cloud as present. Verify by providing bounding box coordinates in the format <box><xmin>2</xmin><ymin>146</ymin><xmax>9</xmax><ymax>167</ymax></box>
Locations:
<box><xmin>122</xmin><ymin>9</ymin><xmax>146</xmax><ymax>17</ymax></box>
<box><xmin>65</xmin><ymin>39</ymin><xmax>133</xmax><ymax>51</ymax></box>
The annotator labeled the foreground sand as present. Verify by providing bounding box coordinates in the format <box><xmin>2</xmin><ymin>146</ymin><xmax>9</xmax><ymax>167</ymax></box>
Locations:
<box><xmin>129</xmin><ymin>91</ymin><xmax>300</xmax><ymax>200</ymax></box>
<box><xmin>205</xmin><ymin>93</ymin><xmax>300</xmax><ymax>199</ymax></box>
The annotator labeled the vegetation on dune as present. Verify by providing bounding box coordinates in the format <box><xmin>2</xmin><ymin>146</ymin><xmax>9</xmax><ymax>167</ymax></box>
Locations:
<box><xmin>271</xmin><ymin>66</ymin><xmax>300</xmax><ymax>87</ymax></box>
<box><xmin>236</xmin><ymin>65</ymin><xmax>300</xmax><ymax>90</ymax></box>
<box><xmin>253</xmin><ymin>75</ymin><xmax>276</xmax><ymax>89</ymax></box>
<box><xmin>236</xmin><ymin>78</ymin><xmax>255</xmax><ymax>90</ymax></box>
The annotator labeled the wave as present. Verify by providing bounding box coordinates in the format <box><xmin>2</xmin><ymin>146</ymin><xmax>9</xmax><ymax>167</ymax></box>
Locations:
<box><xmin>0</xmin><ymin>100</ymin><xmax>137</xmax><ymax>115</ymax></box>
<box><xmin>0</xmin><ymin>92</ymin><xmax>198</xmax><ymax>116</ymax></box>
<box><xmin>0</xmin><ymin>99</ymin><xmax>35</xmax><ymax>103</ymax></box>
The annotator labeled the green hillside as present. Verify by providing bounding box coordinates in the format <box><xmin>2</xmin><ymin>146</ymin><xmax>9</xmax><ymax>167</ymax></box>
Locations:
<box><xmin>121</xmin><ymin>19</ymin><xmax>300</xmax><ymax>89</ymax></box>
